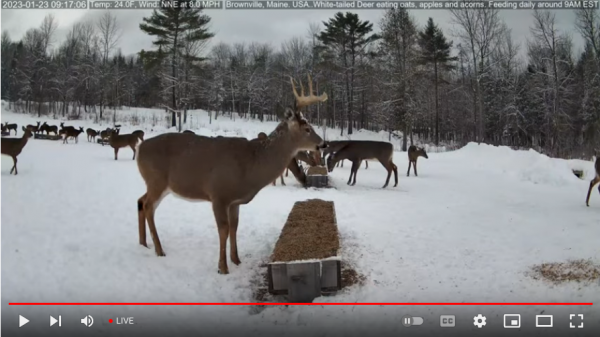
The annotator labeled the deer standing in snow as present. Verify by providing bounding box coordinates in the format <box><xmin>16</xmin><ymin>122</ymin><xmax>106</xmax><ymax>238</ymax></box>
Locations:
<box><xmin>326</xmin><ymin>140</ymin><xmax>398</xmax><ymax>188</ymax></box>
<box><xmin>135</xmin><ymin>74</ymin><xmax>327</xmax><ymax>274</ymax></box>
<box><xmin>1</xmin><ymin>127</ymin><xmax>33</xmax><ymax>175</ymax></box>
<box><xmin>407</xmin><ymin>145</ymin><xmax>428</xmax><ymax>176</ymax></box>
<box><xmin>585</xmin><ymin>152</ymin><xmax>600</xmax><ymax>207</ymax></box>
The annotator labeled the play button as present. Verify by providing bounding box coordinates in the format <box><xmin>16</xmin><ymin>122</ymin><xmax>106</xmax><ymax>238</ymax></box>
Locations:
<box><xmin>19</xmin><ymin>315</ymin><xmax>29</xmax><ymax>327</ymax></box>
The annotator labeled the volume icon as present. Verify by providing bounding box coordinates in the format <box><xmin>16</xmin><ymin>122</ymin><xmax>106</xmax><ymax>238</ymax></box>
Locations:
<box><xmin>81</xmin><ymin>315</ymin><xmax>94</xmax><ymax>327</ymax></box>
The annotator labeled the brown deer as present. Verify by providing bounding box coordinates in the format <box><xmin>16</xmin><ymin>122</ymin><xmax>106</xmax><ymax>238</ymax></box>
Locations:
<box><xmin>256</xmin><ymin>132</ymin><xmax>317</xmax><ymax>186</ymax></box>
<box><xmin>1</xmin><ymin>127</ymin><xmax>33</xmax><ymax>175</ymax></box>
<box><xmin>25</xmin><ymin>122</ymin><xmax>40</xmax><ymax>134</ymax></box>
<box><xmin>322</xmin><ymin>140</ymin><xmax>368</xmax><ymax>169</ymax></box>
<box><xmin>284</xmin><ymin>150</ymin><xmax>320</xmax><ymax>177</ymax></box>
<box><xmin>39</xmin><ymin>122</ymin><xmax>58</xmax><ymax>135</ymax></box>
<box><xmin>132</xmin><ymin>130</ymin><xmax>145</xmax><ymax>141</ymax></box>
<box><xmin>86</xmin><ymin>128</ymin><xmax>100</xmax><ymax>142</ymax></box>
<box><xmin>135</xmin><ymin>74</ymin><xmax>327</xmax><ymax>274</ymax></box>
<box><xmin>4</xmin><ymin>122</ymin><xmax>18</xmax><ymax>135</ymax></box>
<box><xmin>585</xmin><ymin>152</ymin><xmax>600</xmax><ymax>207</ymax></box>
<box><xmin>99</xmin><ymin>128</ymin><xmax>112</xmax><ymax>143</ymax></box>
<box><xmin>108</xmin><ymin>128</ymin><xmax>141</xmax><ymax>160</ymax></box>
<box><xmin>326</xmin><ymin>140</ymin><xmax>398</xmax><ymax>188</ymax></box>
<box><xmin>63</xmin><ymin>127</ymin><xmax>85</xmax><ymax>144</ymax></box>
<box><xmin>407</xmin><ymin>145</ymin><xmax>428</xmax><ymax>177</ymax></box>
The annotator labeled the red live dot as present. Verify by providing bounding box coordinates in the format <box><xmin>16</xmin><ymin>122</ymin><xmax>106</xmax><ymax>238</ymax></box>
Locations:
<box><xmin>109</xmin><ymin>319</ymin><xmax>113</xmax><ymax>323</ymax></box>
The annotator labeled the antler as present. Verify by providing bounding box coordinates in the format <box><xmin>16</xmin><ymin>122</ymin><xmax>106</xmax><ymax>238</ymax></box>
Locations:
<box><xmin>290</xmin><ymin>74</ymin><xmax>328</xmax><ymax>110</ymax></box>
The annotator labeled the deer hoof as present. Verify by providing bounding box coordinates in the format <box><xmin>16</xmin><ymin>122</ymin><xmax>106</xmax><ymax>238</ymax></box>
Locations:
<box><xmin>231</xmin><ymin>256</ymin><xmax>242</xmax><ymax>265</ymax></box>
<box><xmin>218</xmin><ymin>267</ymin><xmax>229</xmax><ymax>275</ymax></box>
<box><xmin>155</xmin><ymin>250</ymin><xmax>166</xmax><ymax>257</ymax></box>
<box><xmin>140</xmin><ymin>242</ymin><xmax>149</xmax><ymax>248</ymax></box>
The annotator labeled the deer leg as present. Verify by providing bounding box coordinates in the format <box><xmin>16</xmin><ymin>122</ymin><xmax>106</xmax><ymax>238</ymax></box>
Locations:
<box><xmin>365</xmin><ymin>161</ymin><xmax>368</xmax><ymax>169</ymax></box>
<box><xmin>380</xmin><ymin>159</ymin><xmax>394</xmax><ymax>188</ymax></box>
<box><xmin>347</xmin><ymin>160</ymin><xmax>359</xmax><ymax>185</ymax></box>
<box><xmin>137</xmin><ymin>194</ymin><xmax>149</xmax><ymax>248</ymax></box>
<box><xmin>114</xmin><ymin>148</ymin><xmax>119</xmax><ymax>160</ymax></box>
<box><xmin>407</xmin><ymin>161</ymin><xmax>412</xmax><ymax>176</ymax></box>
<box><xmin>392</xmin><ymin>163</ymin><xmax>398</xmax><ymax>187</ymax></box>
<box><xmin>280</xmin><ymin>174</ymin><xmax>286</xmax><ymax>186</ymax></box>
<box><xmin>413</xmin><ymin>160</ymin><xmax>418</xmax><ymax>176</ymax></box>
<box><xmin>142</xmin><ymin>188</ymin><xmax>167</xmax><ymax>257</ymax></box>
<box><xmin>212</xmin><ymin>201</ymin><xmax>230</xmax><ymax>274</ymax></box>
<box><xmin>351</xmin><ymin>161</ymin><xmax>360</xmax><ymax>186</ymax></box>
<box><xmin>285</xmin><ymin>167</ymin><xmax>289</xmax><ymax>177</ymax></box>
<box><xmin>228</xmin><ymin>204</ymin><xmax>241</xmax><ymax>266</ymax></box>
<box><xmin>585</xmin><ymin>177</ymin><xmax>600</xmax><ymax>206</ymax></box>
<box><xmin>130</xmin><ymin>144</ymin><xmax>136</xmax><ymax>160</ymax></box>
<box><xmin>10</xmin><ymin>156</ymin><xmax>17</xmax><ymax>175</ymax></box>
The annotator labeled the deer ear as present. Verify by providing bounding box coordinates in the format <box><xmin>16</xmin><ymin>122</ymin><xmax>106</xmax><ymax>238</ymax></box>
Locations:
<box><xmin>283</xmin><ymin>107</ymin><xmax>295</xmax><ymax>121</ymax></box>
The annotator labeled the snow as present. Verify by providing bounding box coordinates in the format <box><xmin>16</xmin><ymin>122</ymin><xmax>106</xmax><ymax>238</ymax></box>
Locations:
<box><xmin>2</xmin><ymin>105</ymin><xmax>600</xmax><ymax>335</ymax></box>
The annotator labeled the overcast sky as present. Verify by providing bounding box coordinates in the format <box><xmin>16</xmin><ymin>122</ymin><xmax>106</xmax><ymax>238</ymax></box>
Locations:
<box><xmin>1</xmin><ymin>7</ymin><xmax>583</xmax><ymax>60</ymax></box>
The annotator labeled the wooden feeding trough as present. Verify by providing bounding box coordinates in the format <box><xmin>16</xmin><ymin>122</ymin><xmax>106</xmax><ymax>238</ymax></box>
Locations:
<box><xmin>306</xmin><ymin>166</ymin><xmax>329</xmax><ymax>188</ymax></box>
<box><xmin>34</xmin><ymin>133</ymin><xmax>62</xmax><ymax>141</ymax></box>
<box><xmin>267</xmin><ymin>199</ymin><xmax>341</xmax><ymax>303</ymax></box>
<box><xmin>97</xmin><ymin>138</ymin><xmax>110</xmax><ymax>145</ymax></box>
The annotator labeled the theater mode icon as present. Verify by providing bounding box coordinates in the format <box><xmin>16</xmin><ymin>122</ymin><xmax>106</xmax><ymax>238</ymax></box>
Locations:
<box><xmin>536</xmin><ymin>315</ymin><xmax>553</xmax><ymax>328</ymax></box>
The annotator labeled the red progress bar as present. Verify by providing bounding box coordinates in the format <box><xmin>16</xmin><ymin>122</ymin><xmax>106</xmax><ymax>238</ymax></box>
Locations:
<box><xmin>8</xmin><ymin>302</ymin><xmax>594</xmax><ymax>306</ymax></box>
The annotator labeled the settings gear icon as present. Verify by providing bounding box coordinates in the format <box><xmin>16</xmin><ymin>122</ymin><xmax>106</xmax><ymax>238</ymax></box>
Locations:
<box><xmin>473</xmin><ymin>314</ymin><xmax>487</xmax><ymax>328</ymax></box>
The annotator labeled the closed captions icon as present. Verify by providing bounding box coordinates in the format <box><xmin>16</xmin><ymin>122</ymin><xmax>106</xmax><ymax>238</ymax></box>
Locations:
<box><xmin>440</xmin><ymin>315</ymin><xmax>455</xmax><ymax>327</ymax></box>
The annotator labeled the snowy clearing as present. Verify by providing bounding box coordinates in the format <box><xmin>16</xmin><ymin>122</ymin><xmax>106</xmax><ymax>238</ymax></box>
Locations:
<box><xmin>2</xmin><ymin>106</ymin><xmax>599</xmax><ymax>335</ymax></box>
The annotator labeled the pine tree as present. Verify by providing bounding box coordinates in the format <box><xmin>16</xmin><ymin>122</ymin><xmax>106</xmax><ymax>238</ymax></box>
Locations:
<box><xmin>139</xmin><ymin>0</ymin><xmax>214</xmax><ymax>127</ymax></box>
<box><xmin>418</xmin><ymin>18</ymin><xmax>458</xmax><ymax>146</ymax></box>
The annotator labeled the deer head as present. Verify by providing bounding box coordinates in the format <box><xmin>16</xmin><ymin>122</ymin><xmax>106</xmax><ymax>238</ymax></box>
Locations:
<box><xmin>418</xmin><ymin>147</ymin><xmax>428</xmax><ymax>159</ymax></box>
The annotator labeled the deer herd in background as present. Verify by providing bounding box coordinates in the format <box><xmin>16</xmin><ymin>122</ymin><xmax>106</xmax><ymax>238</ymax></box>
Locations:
<box><xmin>1</xmin><ymin>72</ymin><xmax>599</xmax><ymax>211</ymax></box>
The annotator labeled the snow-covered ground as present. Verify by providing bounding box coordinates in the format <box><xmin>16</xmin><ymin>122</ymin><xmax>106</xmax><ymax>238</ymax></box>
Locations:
<box><xmin>2</xmin><ymin>105</ymin><xmax>599</xmax><ymax>336</ymax></box>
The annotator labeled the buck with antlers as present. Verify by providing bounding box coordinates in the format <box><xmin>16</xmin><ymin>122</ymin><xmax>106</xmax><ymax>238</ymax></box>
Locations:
<box><xmin>326</xmin><ymin>140</ymin><xmax>398</xmax><ymax>188</ymax></box>
<box><xmin>135</xmin><ymin>74</ymin><xmax>327</xmax><ymax>274</ymax></box>
<box><xmin>407</xmin><ymin>145</ymin><xmax>428</xmax><ymax>177</ymax></box>
<box><xmin>585</xmin><ymin>151</ymin><xmax>600</xmax><ymax>207</ymax></box>
<box><xmin>1</xmin><ymin>127</ymin><xmax>33</xmax><ymax>175</ymax></box>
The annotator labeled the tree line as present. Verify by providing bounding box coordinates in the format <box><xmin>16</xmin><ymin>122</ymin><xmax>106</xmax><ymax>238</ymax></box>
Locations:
<box><xmin>1</xmin><ymin>3</ymin><xmax>599</xmax><ymax>158</ymax></box>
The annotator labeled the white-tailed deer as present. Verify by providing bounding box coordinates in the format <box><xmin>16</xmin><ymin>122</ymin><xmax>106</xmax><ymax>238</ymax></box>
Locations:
<box><xmin>257</xmin><ymin>132</ymin><xmax>318</xmax><ymax>186</ymax></box>
<box><xmin>4</xmin><ymin>122</ymin><xmax>18</xmax><ymax>135</ymax></box>
<box><xmin>107</xmin><ymin>128</ymin><xmax>140</xmax><ymax>160</ymax></box>
<box><xmin>25</xmin><ymin>122</ymin><xmax>40</xmax><ymax>134</ymax></box>
<box><xmin>1</xmin><ymin>127</ymin><xmax>33</xmax><ymax>175</ymax></box>
<box><xmin>585</xmin><ymin>152</ymin><xmax>600</xmax><ymax>207</ymax></box>
<box><xmin>326</xmin><ymin>140</ymin><xmax>398</xmax><ymax>188</ymax></box>
<box><xmin>322</xmin><ymin>140</ymin><xmax>368</xmax><ymax>169</ymax></box>
<box><xmin>63</xmin><ymin>127</ymin><xmax>84</xmax><ymax>144</ymax></box>
<box><xmin>407</xmin><ymin>145</ymin><xmax>428</xmax><ymax>177</ymax></box>
<box><xmin>40</xmin><ymin>122</ymin><xmax>58</xmax><ymax>135</ymax></box>
<box><xmin>135</xmin><ymin>74</ymin><xmax>327</xmax><ymax>274</ymax></box>
<box><xmin>86</xmin><ymin>128</ymin><xmax>100</xmax><ymax>142</ymax></box>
